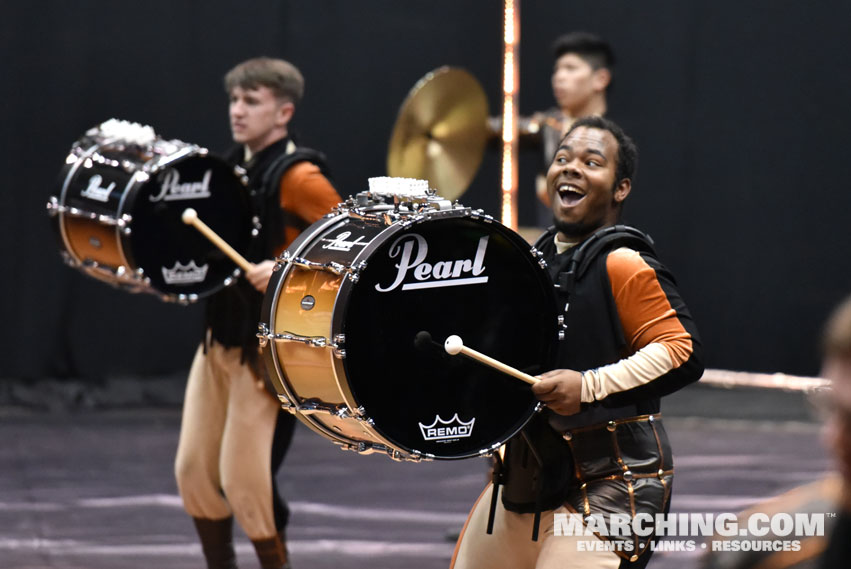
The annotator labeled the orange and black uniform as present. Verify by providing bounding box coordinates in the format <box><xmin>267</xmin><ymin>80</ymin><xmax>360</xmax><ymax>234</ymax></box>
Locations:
<box><xmin>452</xmin><ymin>225</ymin><xmax>703</xmax><ymax>569</ymax></box>
<box><xmin>175</xmin><ymin>136</ymin><xmax>341</xmax><ymax>569</ymax></box>
<box><xmin>208</xmin><ymin>136</ymin><xmax>342</xmax><ymax>530</ymax></box>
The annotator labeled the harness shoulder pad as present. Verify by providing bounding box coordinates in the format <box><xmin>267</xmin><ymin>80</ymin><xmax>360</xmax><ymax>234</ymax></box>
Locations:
<box><xmin>260</xmin><ymin>147</ymin><xmax>330</xmax><ymax>192</ymax></box>
<box><xmin>573</xmin><ymin>225</ymin><xmax>656</xmax><ymax>280</ymax></box>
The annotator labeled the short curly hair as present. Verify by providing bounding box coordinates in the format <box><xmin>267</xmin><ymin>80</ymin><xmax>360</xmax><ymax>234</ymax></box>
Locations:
<box><xmin>562</xmin><ymin>115</ymin><xmax>638</xmax><ymax>185</ymax></box>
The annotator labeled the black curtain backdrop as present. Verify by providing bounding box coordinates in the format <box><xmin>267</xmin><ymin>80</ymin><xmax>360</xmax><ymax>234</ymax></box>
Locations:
<box><xmin>2</xmin><ymin>0</ymin><xmax>850</xmax><ymax>381</ymax></box>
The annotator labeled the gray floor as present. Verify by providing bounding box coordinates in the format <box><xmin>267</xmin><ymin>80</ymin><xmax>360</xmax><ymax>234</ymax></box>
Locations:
<box><xmin>0</xmin><ymin>383</ymin><xmax>835</xmax><ymax>569</ymax></box>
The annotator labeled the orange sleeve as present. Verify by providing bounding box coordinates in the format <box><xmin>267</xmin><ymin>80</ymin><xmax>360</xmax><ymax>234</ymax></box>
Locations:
<box><xmin>606</xmin><ymin>248</ymin><xmax>694</xmax><ymax>367</ymax></box>
<box><xmin>277</xmin><ymin>161</ymin><xmax>342</xmax><ymax>250</ymax></box>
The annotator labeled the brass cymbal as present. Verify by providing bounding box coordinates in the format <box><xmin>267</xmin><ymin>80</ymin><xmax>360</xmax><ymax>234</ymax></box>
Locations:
<box><xmin>387</xmin><ymin>67</ymin><xmax>489</xmax><ymax>201</ymax></box>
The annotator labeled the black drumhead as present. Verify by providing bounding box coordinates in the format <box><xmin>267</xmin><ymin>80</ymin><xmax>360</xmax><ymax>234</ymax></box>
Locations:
<box><xmin>341</xmin><ymin>216</ymin><xmax>558</xmax><ymax>459</ymax></box>
<box><xmin>130</xmin><ymin>155</ymin><xmax>251</xmax><ymax>298</ymax></box>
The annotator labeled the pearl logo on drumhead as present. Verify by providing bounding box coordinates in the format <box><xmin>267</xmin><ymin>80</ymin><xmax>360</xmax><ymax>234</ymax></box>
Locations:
<box><xmin>375</xmin><ymin>234</ymin><xmax>489</xmax><ymax>292</ymax></box>
<box><xmin>321</xmin><ymin>231</ymin><xmax>369</xmax><ymax>252</ymax></box>
<box><xmin>80</xmin><ymin>174</ymin><xmax>116</xmax><ymax>202</ymax></box>
<box><xmin>418</xmin><ymin>414</ymin><xmax>476</xmax><ymax>442</ymax></box>
<box><xmin>162</xmin><ymin>260</ymin><xmax>209</xmax><ymax>284</ymax></box>
<box><xmin>149</xmin><ymin>169</ymin><xmax>212</xmax><ymax>202</ymax></box>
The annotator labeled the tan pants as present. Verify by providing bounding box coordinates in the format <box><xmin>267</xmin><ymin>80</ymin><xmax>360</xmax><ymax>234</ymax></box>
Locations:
<box><xmin>174</xmin><ymin>343</ymin><xmax>280</xmax><ymax>539</ymax></box>
<box><xmin>451</xmin><ymin>484</ymin><xmax>621</xmax><ymax>569</ymax></box>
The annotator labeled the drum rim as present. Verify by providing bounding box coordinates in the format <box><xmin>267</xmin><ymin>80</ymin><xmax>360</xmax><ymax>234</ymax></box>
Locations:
<box><xmin>332</xmin><ymin>211</ymin><xmax>557</xmax><ymax>459</ymax></box>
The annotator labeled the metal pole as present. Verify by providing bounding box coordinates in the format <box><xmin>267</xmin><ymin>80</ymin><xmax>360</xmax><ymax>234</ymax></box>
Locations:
<box><xmin>500</xmin><ymin>0</ymin><xmax>520</xmax><ymax>230</ymax></box>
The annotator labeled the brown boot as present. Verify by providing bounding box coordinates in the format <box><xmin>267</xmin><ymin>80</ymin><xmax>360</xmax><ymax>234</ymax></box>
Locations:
<box><xmin>251</xmin><ymin>529</ymin><xmax>290</xmax><ymax>569</ymax></box>
<box><xmin>192</xmin><ymin>516</ymin><xmax>238</xmax><ymax>569</ymax></box>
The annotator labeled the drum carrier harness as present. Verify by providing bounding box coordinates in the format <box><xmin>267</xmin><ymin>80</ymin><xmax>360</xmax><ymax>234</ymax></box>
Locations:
<box><xmin>206</xmin><ymin>139</ymin><xmax>333</xmax><ymax>368</ymax></box>
<box><xmin>486</xmin><ymin>225</ymin><xmax>659</xmax><ymax>544</ymax></box>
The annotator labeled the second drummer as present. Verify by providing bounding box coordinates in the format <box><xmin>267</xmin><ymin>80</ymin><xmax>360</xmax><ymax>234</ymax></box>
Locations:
<box><xmin>173</xmin><ymin>56</ymin><xmax>341</xmax><ymax>569</ymax></box>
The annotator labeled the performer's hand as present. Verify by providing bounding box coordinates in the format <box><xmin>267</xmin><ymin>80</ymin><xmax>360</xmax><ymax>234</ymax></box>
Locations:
<box><xmin>245</xmin><ymin>260</ymin><xmax>277</xmax><ymax>293</ymax></box>
<box><xmin>532</xmin><ymin>369</ymin><xmax>583</xmax><ymax>416</ymax></box>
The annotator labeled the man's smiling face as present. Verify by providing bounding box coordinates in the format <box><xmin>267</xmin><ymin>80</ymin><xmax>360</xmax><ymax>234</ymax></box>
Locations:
<box><xmin>546</xmin><ymin>126</ymin><xmax>630</xmax><ymax>241</ymax></box>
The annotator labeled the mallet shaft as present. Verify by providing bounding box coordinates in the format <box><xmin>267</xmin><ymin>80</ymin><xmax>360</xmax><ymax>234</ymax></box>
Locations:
<box><xmin>182</xmin><ymin>208</ymin><xmax>253</xmax><ymax>272</ymax></box>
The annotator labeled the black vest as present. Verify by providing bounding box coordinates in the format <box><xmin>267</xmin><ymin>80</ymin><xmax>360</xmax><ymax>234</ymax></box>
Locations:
<box><xmin>500</xmin><ymin>225</ymin><xmax>658</xmax><ymax>513</ymax></box>
<box><xmin>204</xmin><ymin>138</ymin><xmax>331</xmax><ymax>364</ymax></box>
<box><xmin>537</xmin><ymin>224</ymin><xmax>661</xmax><ymax>431</ymax></box>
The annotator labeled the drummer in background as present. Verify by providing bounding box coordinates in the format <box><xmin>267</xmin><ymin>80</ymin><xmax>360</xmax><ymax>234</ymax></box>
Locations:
<box><xmin>698</xmin><ymin>295</ymin><xmax>851</xmax><ymax>569</ymax></box>
<box><xmin>174</xmin><ymin>56</ymin><xmax>341</xmax><ymax>569</ymax></box>
<box><xmin>451</xmin><ymin>116</ymin><xmax>703</xmax><ymax>569</ymax></box>
<box><xmin>491</xmin><ymin>31</ymin><xmax>615</xmax><ymax>227</ymax></box>
<box><xmin>812</xmin><ymin>295</ymin><xmax>851</xmax><ymax>566</ymax></box>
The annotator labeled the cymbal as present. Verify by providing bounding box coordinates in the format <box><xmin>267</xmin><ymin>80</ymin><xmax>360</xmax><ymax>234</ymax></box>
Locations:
<box><xmin>387</xmin><ymin>67</ymin><xmax>489</xmax><ymax>201</ymax></box>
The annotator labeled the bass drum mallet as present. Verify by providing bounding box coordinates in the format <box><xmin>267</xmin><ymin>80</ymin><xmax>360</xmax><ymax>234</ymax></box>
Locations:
<box><xmin>181</xmin><ymin>207</ymin><xmax>253</xmax><ymax>272</ymax></box>
<box><xmin>443</xmin><ymin>334</ymin><xmax>539</xmax><ymax>385</ymax></box>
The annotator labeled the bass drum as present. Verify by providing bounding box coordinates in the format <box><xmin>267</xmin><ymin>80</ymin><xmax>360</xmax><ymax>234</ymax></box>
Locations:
<box><xmin>260</xmin><ymin>192</ymin><xmax>560</xmax><ymax>460</ymax></box>
<box><xmin>47</xmin><ymin>119</ymin><xmax>253</xmax><ymax>303</ymax></box>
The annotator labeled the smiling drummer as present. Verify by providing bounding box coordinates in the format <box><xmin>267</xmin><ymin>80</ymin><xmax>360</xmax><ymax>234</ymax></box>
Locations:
<box><xmin>451</xmin><ymin>116</ymin><xmax>704</xmax><ymax>569</ymax></box>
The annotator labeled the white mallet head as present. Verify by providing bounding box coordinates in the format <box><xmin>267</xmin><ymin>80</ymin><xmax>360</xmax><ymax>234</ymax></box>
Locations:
<box><xmin>181</xmin><ymin>208</ymin><xmax>198</xmax><ymax>224</ymax></box>
<box><xmin>444</xmin><ymin>335</ymin><xmax>464</xmax><ymax>355</ymax></box>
